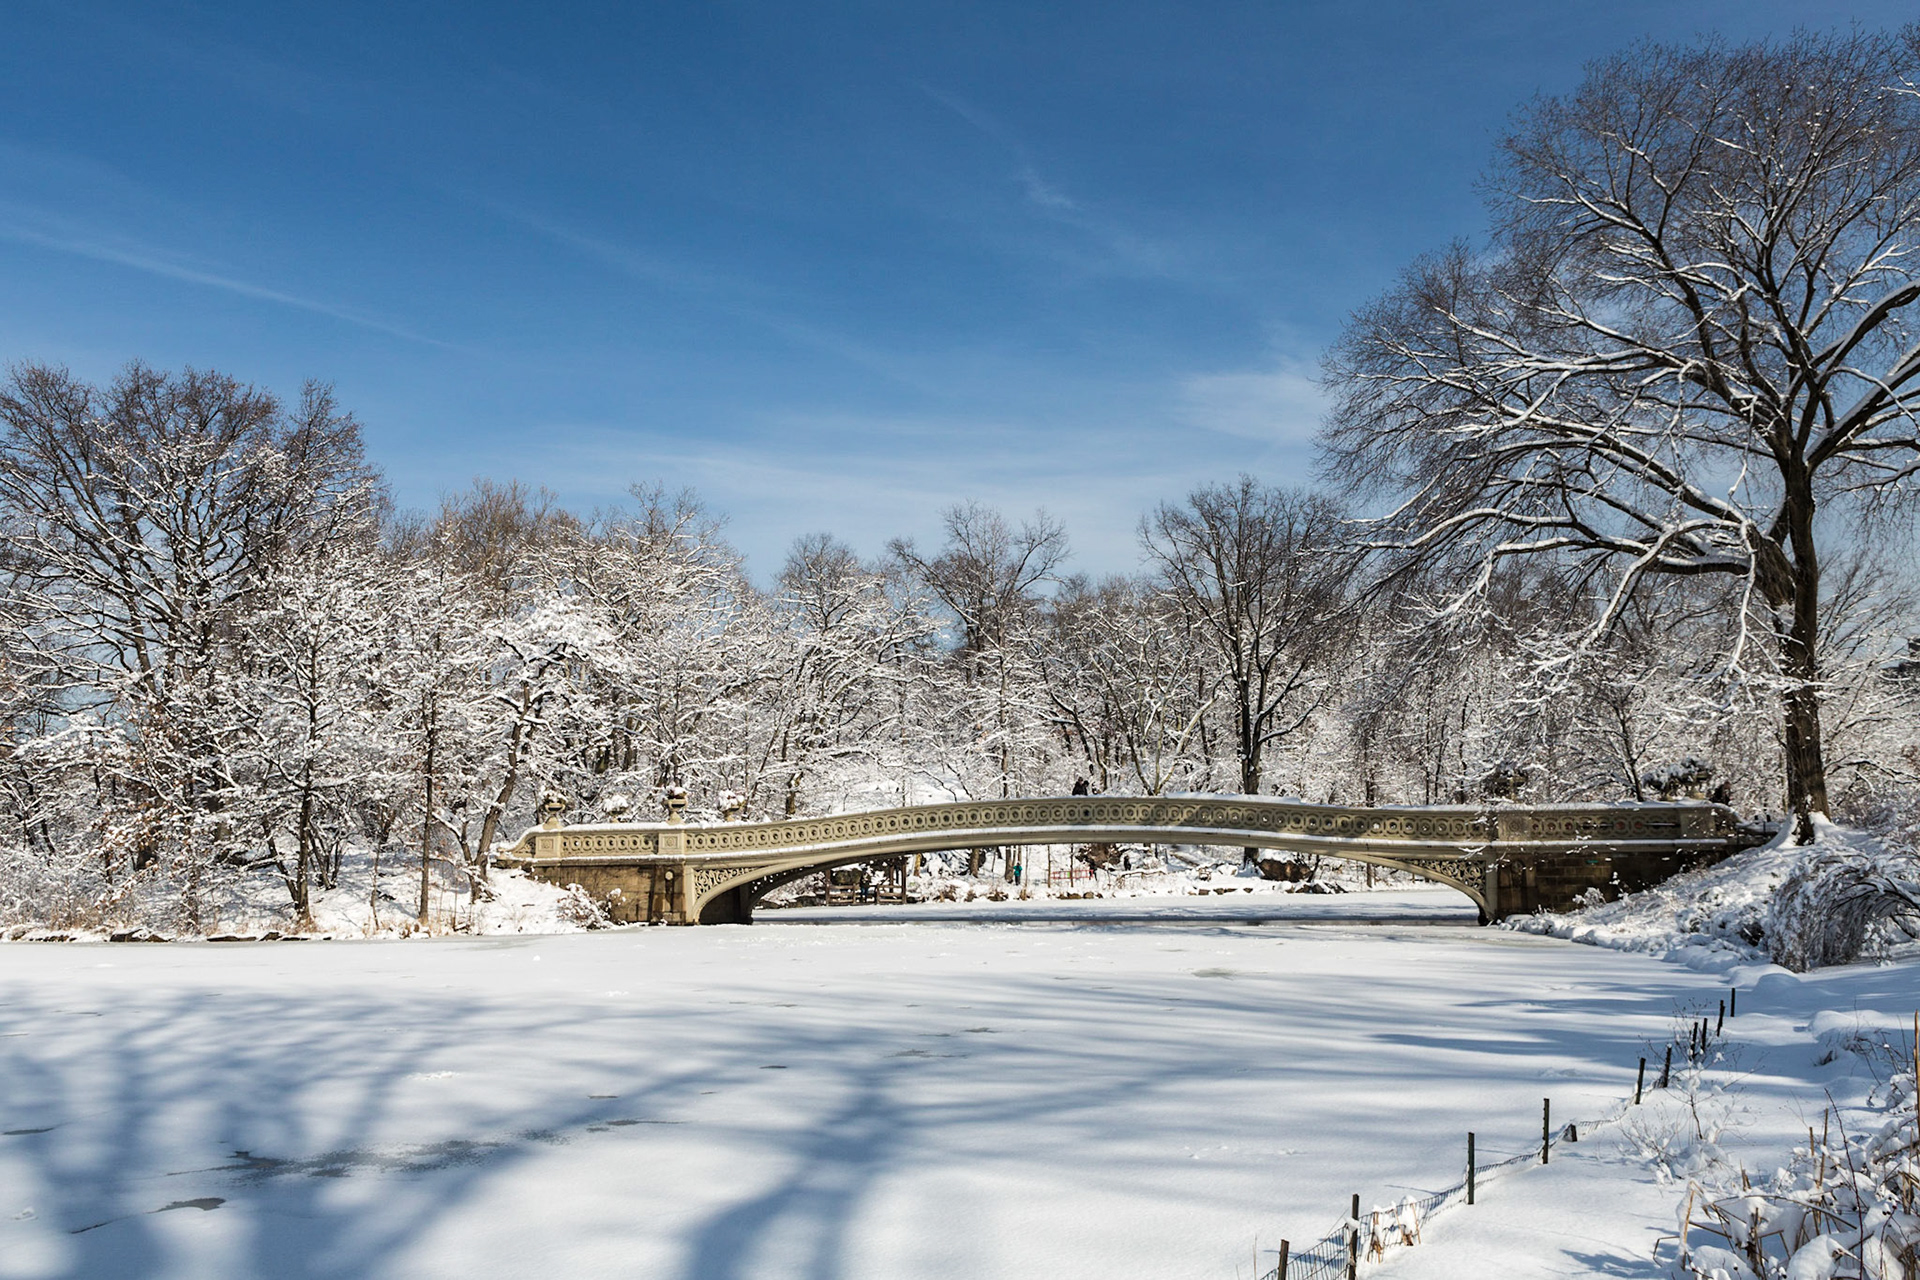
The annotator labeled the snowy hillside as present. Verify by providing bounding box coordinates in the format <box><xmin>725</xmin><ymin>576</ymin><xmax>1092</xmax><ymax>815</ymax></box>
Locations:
<box><xmin>1507</xmin><ymin>820</ymin><xmax>1920</xmax><ymax>974</ymax></box>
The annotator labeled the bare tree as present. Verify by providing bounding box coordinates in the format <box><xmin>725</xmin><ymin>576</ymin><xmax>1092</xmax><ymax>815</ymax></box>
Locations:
<box><xmin>428</xmin><ymin>479</ymin><xmax>579</xmax><ymax>614</ymax></box>
<box><xmin>892</xmin><ymin>504</ymin><xmax>1068</xmax><ymax>824</ymax></box>
<box><xmin>1037</xmin><ymin>575</ymin><xmax>1218</xmax><ymax>795</ymax></box>
<box><xmin>564</xmin><ymin>485</ymin><xmax>757</xmax><ymax>800</ymax></box>
<box><xmin>760</xmin><ymin>534</ymin><xmax>939</xmax><ymax>815</ymax></box>
<box><xmin>890</xmin><ymin>502</ymin><xmax>1068</xmax><ymax>658</ymax></box>
<box><xmin>0</xmin><ymin>362</ymin><xmax>374</xmax><ymax>926</ymax></box>
<box><xmin>1323</xmin><ymin>28</ymin><xmax>1920</xmax><ymax>839</ymax></box>
<box><xmin>239</xmin><ymin>532</ymin><xmax>389</xmax><ymax>926</ymax></box>
<box><xmin>0</xmin><ymin>363</ymin><xmax>372</xmax><ymax>700</ymax></box>
<box><xmin>1141</xmin><ymin>479</ymin><xmax>1354</xmax><ymax>808</ymax></box>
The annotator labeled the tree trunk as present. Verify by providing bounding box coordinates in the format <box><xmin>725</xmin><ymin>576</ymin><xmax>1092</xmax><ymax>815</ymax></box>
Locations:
<box><xmin>419</xmin><ymin>707</ymin><xmax>436</xmax><ymax>927</ymax></box>
<box><xmin>1778</xmin><ymin>610</ymin><xmax>1829</xmax><ymax>842</ymax></box>
<box><xmin>292</xmin><ymin>686</ymin><xmax>319</xmax><ymax>929</ymax></box>
<box><xmin>1239</xmin><ymin>680</ymin><xmax>1260</xmax><ymax>864</ymax></box>
<box><xmin>473</xmin><ymin>693</ymin><xmax>533</xmax><ymax>903</ymax></box>
<box><xmin>1774</xmin><ymin>488</ymin><xmax>1830</xmax><ymax>844</ymax></box>
<box><xmin>293</xmin><ymin>761</ymin><xmax>315</xmax><ymax>929</ymax></box>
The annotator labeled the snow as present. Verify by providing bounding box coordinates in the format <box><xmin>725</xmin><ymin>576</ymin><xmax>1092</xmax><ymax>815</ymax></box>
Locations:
<box><xmin>1</xmin><ymin>863</ymin><xmax>616</xmax><ymax>943</ymax></box>
<box><xmin>1502</xmin><ymin>820</ymin><xmax>1886</xmax><ymax>973</ymax></box>
<box><xmin>1</xmin><ymin>904</ymin><xmax>1723</xmax><ymax>1280</ymax></box>
<box><xmin>6</xmin><ymin>851</ymin><xmax>1918</xmax><ymax>1280</ymax></box>
<box><xmin>1375</xmin><ymin>955</ymin><xmax>1920</xmax><ymax>1278</ymax></box>
<box><xmin>1502</xmin><ymin>837</ymin><xmax>1791</xmax><ymax>971</ymax></box>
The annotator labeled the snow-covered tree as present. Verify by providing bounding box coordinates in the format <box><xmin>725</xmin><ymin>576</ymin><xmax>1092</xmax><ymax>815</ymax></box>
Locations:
<box><xmin>1324</xmin><ymin>29</ymin><xmax>1920</xmax><ymax>839</ymax></box>
<box><xmin>1141</xmin><ymin>479</ymin><xmax>1354</xmax><ymax>800</ymax></box>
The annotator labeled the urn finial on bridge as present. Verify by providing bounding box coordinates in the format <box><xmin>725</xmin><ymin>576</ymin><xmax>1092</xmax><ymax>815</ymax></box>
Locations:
<box><xmin>537</xmin><ymin>790</ymin><xmax>569</xmax><ymax>830</ymax></box>
<box><xmin>661</xmin><ymin>784</ymin><xmax>689</xmax><ymax>823</ymax></box>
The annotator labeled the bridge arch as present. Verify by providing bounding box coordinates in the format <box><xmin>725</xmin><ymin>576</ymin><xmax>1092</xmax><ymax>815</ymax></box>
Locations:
<box><xmin>686</xmin><ymin>826</ymin><xmax>1495</xmax><ymax>924</ymax></box>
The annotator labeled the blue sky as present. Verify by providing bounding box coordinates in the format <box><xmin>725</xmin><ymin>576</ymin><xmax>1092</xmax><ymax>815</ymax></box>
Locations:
<box><xmin>2</xmin><ymin>1</ymin><xmax>1911</xmax><ymax>579</ymax></box>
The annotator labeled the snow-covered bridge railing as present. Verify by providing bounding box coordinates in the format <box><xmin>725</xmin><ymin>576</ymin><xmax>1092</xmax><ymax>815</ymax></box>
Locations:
<box><xmin>496</xmin><ymin>795</ymin><xmax>1757</xmax><ymax>926</ymax></box>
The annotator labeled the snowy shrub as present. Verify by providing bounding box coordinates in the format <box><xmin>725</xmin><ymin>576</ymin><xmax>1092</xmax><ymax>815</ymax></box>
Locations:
<box><xmin>556</xmin><ymin>883</ymin><xmax>612</xmax><ymax>930</ymax></box>
<box><xmin>1510</xmin><ymin>824</ymin><xmax>1920</xmax><ymax>973</ymax></box>
<box><xmin>1505</xmin><ymin>840</ymin><xmax>1791</xmax><ymax>963</ymax></box>
<box><xmin>0</xmin><ymin>841</ymin><xmax>104</xmax><ymax>932</ymax></box>
<box><xmin>1626</xmin><ymin>1024</ymin><xmax>1741</xmax><ymax>1187</ymax></box>
<box><xmin>1765</xmin><ymin>843</ymin><xmax>1920</xmax><ymax>972</ymax></box>
<box><xmin>1675</xmin><ymin>1062</ymin><xmax>1920</xmax><ymax>1280</ymax></box>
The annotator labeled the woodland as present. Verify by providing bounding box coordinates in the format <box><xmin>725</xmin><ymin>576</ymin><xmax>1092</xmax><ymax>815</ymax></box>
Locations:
<box><xmin>4</xmin><ymin>28</ymin><xmax>1920</xmax><ymax>932</ymax></box>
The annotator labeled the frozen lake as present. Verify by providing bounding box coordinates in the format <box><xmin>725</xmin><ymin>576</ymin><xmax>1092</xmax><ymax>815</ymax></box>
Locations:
<box><xmin>0</xmin><ymin>899</ymin><xmax>1737</xmax><ymax>1280</ymax></box>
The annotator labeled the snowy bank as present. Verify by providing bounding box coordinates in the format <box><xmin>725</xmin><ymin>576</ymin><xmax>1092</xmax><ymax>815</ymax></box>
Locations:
<box><xmin>1504</xmin><ymin>819</ymin><xmax>1920</xmax><ymax>975</ymax></box>
<box><xmin>1</xmin><ymin>866</ymin><xmax>612</xmax><ymax>944</ymax></box>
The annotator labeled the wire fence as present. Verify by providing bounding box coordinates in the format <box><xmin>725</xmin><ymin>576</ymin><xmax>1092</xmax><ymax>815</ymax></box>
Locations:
<box><xmin>1258</xmin><ymin>1136</ymin><xmax>1563</xmax><ymax>1280</ymax></box>
<box><xmin>1255</xmin><ymin>989</ymin><xmax>1741</xmax><ymax>1279</ymax></box>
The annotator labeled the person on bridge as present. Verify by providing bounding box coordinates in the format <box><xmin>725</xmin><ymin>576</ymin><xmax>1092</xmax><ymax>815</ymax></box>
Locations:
<box><xmin>1071</xmin><ymin>777</ymin><xmax>1090</xmax><ymax>796</ymax></box>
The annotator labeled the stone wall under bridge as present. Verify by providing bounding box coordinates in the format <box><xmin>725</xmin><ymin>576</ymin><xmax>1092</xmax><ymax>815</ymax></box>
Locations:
<box><xmin>494</xmin><ymin>795</ymin><xmax>1765</xmax><ymax>925</ymax></box>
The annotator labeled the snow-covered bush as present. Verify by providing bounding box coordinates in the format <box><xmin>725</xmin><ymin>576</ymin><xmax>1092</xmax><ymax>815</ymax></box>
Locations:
<box><xmin>1508</xmin><ymin>822</ymin><xmax>1920</xmax><ymax>974</ymax></box>
<box><xmin>1766</xmin><ymin>839</ymin><xmax>1920</xmax><ymax>972</ymax></box>
<box><xmin>1676</xmin><ymin>1057</ymin><xmax>1920</xmax><ymax>1280</ymax></box>
<box><xmin>555</xmin><ymin>883</ymin><xmax>612</xmax><ymax>930</ymax></box>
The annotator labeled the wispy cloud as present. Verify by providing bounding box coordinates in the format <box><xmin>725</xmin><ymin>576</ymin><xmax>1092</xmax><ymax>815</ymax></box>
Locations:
<box><xmin>490</xmin><ymin>203</ymin><xmax>939</xmax><ymax>391</ymax></box>
<box><xmin>0</xmin><ymin>199</ymin><xmax>446</xmax><ymax>347</ymax></box>
<box><xmin>1017</xmin><ymin>165</ymin><xmax>1076</xmax><ymax>212</ymax></box>
<box><xmin>408</xmin><ymin>401</ymin><xmax>1271</xmax><ymax>579</ymax></box>
<box><xmin>1177</xmin><ymin>361</ymin><xmax>1327</xmax><ymax>444</ymax></box>
<box><xmin>917</xmin><ymin>83</ymin><xmax>1183</xmax><ymax>279</ymax></box>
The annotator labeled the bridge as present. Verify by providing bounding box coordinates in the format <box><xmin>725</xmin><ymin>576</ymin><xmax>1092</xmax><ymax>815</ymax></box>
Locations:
<box><xmin>496</xmin><ymin>795</ymin><xmax>1757</xmax><ymax>925</ymax></box>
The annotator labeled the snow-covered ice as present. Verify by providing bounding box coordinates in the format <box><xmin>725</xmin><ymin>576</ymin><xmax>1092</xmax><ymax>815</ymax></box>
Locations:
<box><xmin>2</xmin><ymin>895</ymin><xmax>1767</xmax><ymax>1280</ymax></box>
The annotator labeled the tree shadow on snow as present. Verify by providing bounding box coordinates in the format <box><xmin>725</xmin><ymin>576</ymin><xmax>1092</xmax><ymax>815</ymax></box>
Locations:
<box><xmin>0</xmin><ymin>967</ymin><xmax>724</xmax><ymax>1279</ymax></box>
<box><xmin>0</xmin><ymin>923</ymin><xmax>1757</xmax><ymax>1280</ymax></box>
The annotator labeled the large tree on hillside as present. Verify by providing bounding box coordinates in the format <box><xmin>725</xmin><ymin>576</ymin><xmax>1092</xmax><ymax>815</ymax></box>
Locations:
<box><xmin>1322</xmin><ymin>28</ymin><xmax>1920</xmax><ymax>840</ymax></box>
